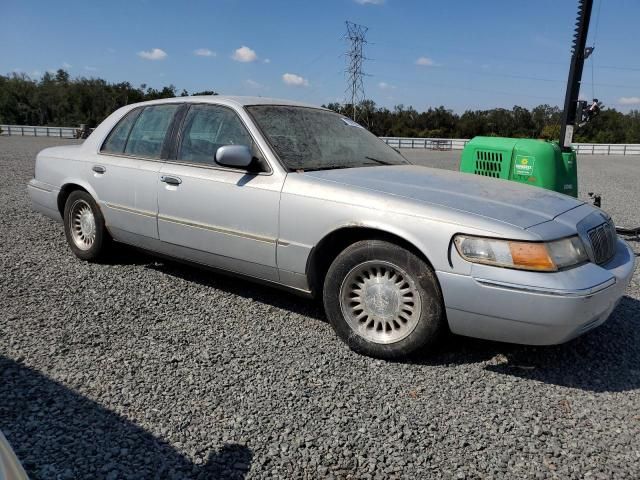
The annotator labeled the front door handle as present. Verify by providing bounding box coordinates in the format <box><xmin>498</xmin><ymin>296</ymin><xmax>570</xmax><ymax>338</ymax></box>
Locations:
<box><xmin>92</xmin><ymin>165</ymin><xmax>106</xmax><ymax>174</ymax></box>
<box><xmin>160</xmin><ymin>175</ymin><xmax>182</xmax><ymax>186</ymax></box>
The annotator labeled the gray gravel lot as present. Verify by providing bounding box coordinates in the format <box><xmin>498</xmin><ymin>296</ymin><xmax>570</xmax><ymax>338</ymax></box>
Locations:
<box><xmin>1</xmin><ymin>137</ymin><xmax>639</xmax><ymax>479</ymax></box>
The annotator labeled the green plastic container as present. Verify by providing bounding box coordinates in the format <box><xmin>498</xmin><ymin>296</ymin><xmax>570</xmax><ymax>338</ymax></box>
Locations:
<box><xmin>459</xmin><ymin>137</ymin><xmax>577</xmax><ymax>198</ymax></box>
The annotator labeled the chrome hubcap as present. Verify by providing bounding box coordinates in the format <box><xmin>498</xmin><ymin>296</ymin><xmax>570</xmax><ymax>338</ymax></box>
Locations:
<box><xmin>70</xmin><ymin>199</ymin><xmax>96</xmax><ymax>250</ymax></box>
<box><xmin>339</xmin><ymin>260</ymin><xmax>421</xmax><ymax>344</ymax></box>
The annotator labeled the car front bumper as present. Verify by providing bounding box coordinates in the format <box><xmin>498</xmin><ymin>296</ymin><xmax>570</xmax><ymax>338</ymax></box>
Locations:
<box><xmin>437</xmin><ymin>238</ymin><xmax>636</xmax><ymax>345</ymax></box>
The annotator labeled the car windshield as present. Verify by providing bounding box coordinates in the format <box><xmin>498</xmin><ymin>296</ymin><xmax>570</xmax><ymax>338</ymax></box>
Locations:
<box><xmin>246</xmin><ymin>105</ymin><xmax>409</xmax><ymax>171</ymax></box>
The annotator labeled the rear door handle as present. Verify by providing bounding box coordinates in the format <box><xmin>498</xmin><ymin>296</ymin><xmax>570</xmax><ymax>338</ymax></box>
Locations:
<box><xmin>92</xmin><ymin>165</ymin><xmax>106</xmax><ymax>174</ymax></box>
<box><xmin>160</xmin><ymin>175</ymin><xmax>182</xmax><ymax>186</ymax></box>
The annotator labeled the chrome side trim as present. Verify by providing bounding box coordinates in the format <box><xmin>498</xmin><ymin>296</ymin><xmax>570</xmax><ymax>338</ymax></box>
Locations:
<box><xmin>158</xmin><ymin>214</ymin><xmax>277</xmax><ymax>244</ymax></box>
<box><xmin>27</xmin><ymin>181</ymin><xmax>54</xmax><ymax>193</ymax></box>
<box><xmin>162</xmin><ymin>159</ymin><xmax>273</xmax><ymax>176</ymax></box>
<box><xmin>98</xmin><ymin>152</ymin><xmax>274</xmax><ymax>176</ymax></box>
<box><xmin>277</xmin><ymin>239</ymin><xmax>312</xmax><ymax>249</ymax></box>
<box><xmin>473</xmin><ymin>276</ymin><xmax>616</xmax><ymax>297</ymax></box>
<box><xmin>105</xmin><ymin>202</ymin><xmax>156</xmax><ymax>218</ymax></box>
<box><xmin>108</xmin><ymin>226</ymin><xmax>312</xmax><ymax>297</ymax></box>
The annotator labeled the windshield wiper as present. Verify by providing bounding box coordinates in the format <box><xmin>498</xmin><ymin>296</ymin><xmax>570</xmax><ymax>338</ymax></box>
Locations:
<box><xmin>295</xmin><ymin>165</ymin><xmax>354</xmax><ymax>172</ymax></box>
<box><xmin>295</xmin><ymin>158</ymin><xmax>397</xmax><ymax>172</ymax></box>
<box><xmin>364</xmin><ymin>156</ymin><xmax>394</xmax><ymax>165</ymax></box>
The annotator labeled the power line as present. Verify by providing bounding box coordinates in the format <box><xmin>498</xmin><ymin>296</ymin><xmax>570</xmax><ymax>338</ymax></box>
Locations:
<box><xmin>589</xmin><ymin>0</ymin><xmax>603</xmax><ymax>101</ymax></box>
<box><xmin>369</xmin><ymin>60</ymin><xmax>640</xmax><ymax>90</ymax></box>
<box><xmin>592</xmin><ymin>0</ymin><xmax>603</xmax><ymax>46</ymax></box>
<box><xmin>371</xmin><ymin>42</ymin><xmax>640</xmax><ymax>72</ymax></box>
<box><xmin>344</xmin><ymin>21</ymin><xmax>369</xmax><ymax>121</ymax></box>
<box><xmin>372</xmin><ymin>76</ymin><xmax>562</xmax><ymax>102</ymax></box>
<box><xmin>597</xmin><ymin>64</ymin><xmax>640</xmax><ymax>72</ymax></box>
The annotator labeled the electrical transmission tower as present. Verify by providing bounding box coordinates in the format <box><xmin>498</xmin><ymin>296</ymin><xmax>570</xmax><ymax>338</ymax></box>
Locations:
<box><xmin>344</xmin><ymin>21</ymin><xmax>368</xmax><ymax>122</ymax></box>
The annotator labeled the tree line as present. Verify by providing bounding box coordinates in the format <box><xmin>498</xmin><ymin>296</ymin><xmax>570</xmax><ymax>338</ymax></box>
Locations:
<box><xmin>0</xmin><ymin>70</ymin><xmax>216</xmax><ymax>128</ymax></box>
<box><xmin>1</xmin><ymin>70</ymin><xmax>639</xmax><ymax>143</ymax></box>
<box><xmin>324</xmin><ymin>101</ymin><xmax>640</xmax><ymax>143</ymax></box>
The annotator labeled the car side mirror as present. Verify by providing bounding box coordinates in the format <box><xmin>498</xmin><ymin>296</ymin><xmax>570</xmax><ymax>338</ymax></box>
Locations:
<box><xmin>215</xmin><ymin>145</ymin><xmax>253</xmax><ymax>168</ymax></box>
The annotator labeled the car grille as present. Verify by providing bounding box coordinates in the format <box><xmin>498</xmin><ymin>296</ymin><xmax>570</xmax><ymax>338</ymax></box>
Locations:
<box><xmin>588</xmin><ymin>221</ymin><xmax>617</xmax><ymax>265</ymax></box>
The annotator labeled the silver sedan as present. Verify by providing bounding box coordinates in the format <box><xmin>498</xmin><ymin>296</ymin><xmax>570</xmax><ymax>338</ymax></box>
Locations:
<box><xmin>28</xmin><ymin>96</ymin><xmax>635</xmax><ymax>359</ymax></box>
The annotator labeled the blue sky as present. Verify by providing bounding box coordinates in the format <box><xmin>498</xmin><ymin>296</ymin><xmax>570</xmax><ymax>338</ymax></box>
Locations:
<box><xmin>2</xmin><ymin>0</ymin><xmax>639</xmax><ymax>112</ymax></box>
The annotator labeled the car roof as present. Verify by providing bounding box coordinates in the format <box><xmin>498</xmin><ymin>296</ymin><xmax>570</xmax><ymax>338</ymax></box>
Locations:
<box><xmin>127</xmin><ymin>95</ymin><xmax>328</xmax><ymax>110</ymax></box>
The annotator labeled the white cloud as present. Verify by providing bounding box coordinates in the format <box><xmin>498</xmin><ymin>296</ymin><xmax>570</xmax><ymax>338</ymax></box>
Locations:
<box><xmin>618</xmin><ymin>96</ymin><xmax>640</xmax><ymax>105</ymax></box>
<box><xmin>415</xmin><ymin>56</ymin><xmax>435</xmax><ymax>66</ymax></box>
<box><xmin>263</xmin><ymin>58</ymin><xmax>271</xmax><ymax>64</ymax></box>
<box><xmin>232</xmin><ymin>46</ymin><xmax>258</xmax><ymax>62</ymax></box>
<box><xmin>138</xmin><ymin>48</ymin><xmax>167</xmax><ymax>61</ymax></box>
<box><xmin>62</xmin><ymin>62</ymin><xmax>72</xmax><ymax>69</ymax></box>
<box><xmin>30</xmin><ymin>70</ymin><xmax>42</xmax><ymax>77</ymax></box>
<box><xmin>282</xmin><ymin>73</ymin><xmax>309</xmax><ymax>87</ymax></box>
<box><xmin>84</xmin><ymin>66</ymin><xmax>98</xmax><ymax>72</ymax></box>
<box><xmin>355</xmin><ymin>0</ymin><xmax>384</xmax><ymax>4</ymax></box>
<box><xmin>245</xmin><ymin>79</ymin><xmax>263</xmax><ymax>89</ymax></box>
<box><xmin>378</xmin><ymin>81</ymin><xmax>395</xmax><ymax>90</ymax></box>
<box><xmin>194</xmin><ymin>48</ymin><xmax>216</xmax><ymax>57</ymax></box>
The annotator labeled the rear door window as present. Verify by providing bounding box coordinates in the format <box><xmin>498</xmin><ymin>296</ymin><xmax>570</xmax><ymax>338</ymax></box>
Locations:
<box><xmin>124</xmin><ymin>104</ymin><xmax>180</xmax><ymax>158</ymax></box>
<box><xmin>101</xmin><ymin>108</ymin><xmax>141</xmax><ymax>154</ymax></box>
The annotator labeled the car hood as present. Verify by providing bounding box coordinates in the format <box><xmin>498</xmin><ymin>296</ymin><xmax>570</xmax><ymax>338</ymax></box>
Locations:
<box><xmin>302</xmin><ymin>165</ymin><xmax>584</xmax><ymax>229</ymax></box>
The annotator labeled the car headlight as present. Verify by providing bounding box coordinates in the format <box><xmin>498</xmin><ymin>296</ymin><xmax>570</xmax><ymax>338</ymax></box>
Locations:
<box><xmin>453</xmin><ymin>234</ymin><xmax>588</xmax><ymax>272</ymax></box>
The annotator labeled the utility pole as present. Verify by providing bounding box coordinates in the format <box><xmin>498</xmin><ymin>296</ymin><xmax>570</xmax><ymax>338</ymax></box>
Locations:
<box><xmin>559</xmin><ymin>0</ymin><xmax>594</xmax><ymax>150</ymax></box>
<box><xmin>344</xmin><ymin>21</ymin><xmax>368</xmax><ymax>122</ymax></box>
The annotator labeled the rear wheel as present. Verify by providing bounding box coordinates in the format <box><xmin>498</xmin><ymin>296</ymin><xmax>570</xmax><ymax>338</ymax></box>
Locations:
<box><xmin>63</xmin><ymin>190</ymin><xmax>110</xmax><ymax>261</ymax></box>
<box><xmin>323</xmin><ymin>240</ymin><xmax>444</xmax><ymax>359</ymax></box>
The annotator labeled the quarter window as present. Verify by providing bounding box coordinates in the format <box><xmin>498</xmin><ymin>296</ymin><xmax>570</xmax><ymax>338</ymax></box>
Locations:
<box><xmin>101</xmin><ymin>108</ymin><xmax>140</xmax><ymax>154</ymax></box>
<box><xmin>124</xmin><ymin>104</ymin><xmax>180</xmax><ymax>158</ymax></box>
<box><xmin>179</xmin><ymin>105</ymin><xmax>253</xmax><ymax>165</ymax></box>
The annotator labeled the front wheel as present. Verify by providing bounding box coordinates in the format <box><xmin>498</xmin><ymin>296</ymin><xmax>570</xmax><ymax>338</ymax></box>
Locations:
<box><xmin>63</xmin><ymin>190</ymin><xmax>110</xmax><ymax>261</ymax></box>
<box><xmin>323</xmin><ymin>240</ymin><xmax>445</xmax><ymax>359</ymax></box>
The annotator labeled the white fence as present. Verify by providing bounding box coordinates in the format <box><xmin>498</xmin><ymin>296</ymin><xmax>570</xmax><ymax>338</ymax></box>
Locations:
<box><xmin>2</xmin><ymin>125</ymin><xmax>640</xmax><ymax>155</ymax></box>
<box><xmin>572</xmin><ymin>143</ymin><xmax>640</xmax><ymax>155</ymax></box>
<box><xmin>0</xmin><ymin>124</ymin><xmax>78</xmax><ymax>138</ymax></box>
<box><xmin>381</xmin><ymin>137</ymin><xmax>640</xmax><ymax>155</ymax></box>
<box><xmin>381</xmin><ymin>137</ymin><xmax>469</xmax><ymax>150</ymax></box>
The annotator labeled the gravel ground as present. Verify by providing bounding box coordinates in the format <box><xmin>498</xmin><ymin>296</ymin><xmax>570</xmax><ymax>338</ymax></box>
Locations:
<box><xmin>1</xmin><ymin>137</ymin><xmax>639</xmax><ymax>480</ymax></box>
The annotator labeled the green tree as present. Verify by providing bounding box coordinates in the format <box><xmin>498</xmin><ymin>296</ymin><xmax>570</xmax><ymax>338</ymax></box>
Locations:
<box><xmin>0</xmin><ymin>70</ymin><xmax>222</xmax><ymax>127</ymax></box>
<box><xmin>0</xmin><ymin>70</ymin><xmax>636</xmax><ymax>142</ymax></box>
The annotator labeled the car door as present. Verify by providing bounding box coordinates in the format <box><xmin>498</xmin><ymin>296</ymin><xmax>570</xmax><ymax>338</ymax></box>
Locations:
<box><xmin>94</xmin><ymin>104</ymin><xmax>181</xmax><ymax>240</ymax></box>
<box><xmin>157</xmin><ymin>103</ymin><xmax>284</xmax><ymax>281</ymax></box>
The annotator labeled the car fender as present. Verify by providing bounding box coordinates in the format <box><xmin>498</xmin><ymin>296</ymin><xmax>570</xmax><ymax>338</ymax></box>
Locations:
<box><xmin>59</xmin><ymin>177</ymin><xmax>102</xmax><ymax>205</ymax></box>
<box><xmin>316</xmin><ymin>218</ymin><xmax>432</xmax><ymax>262</ymax></box>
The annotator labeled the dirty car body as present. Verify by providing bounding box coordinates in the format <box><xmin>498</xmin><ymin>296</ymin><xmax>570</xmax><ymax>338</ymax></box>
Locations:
<box><xmin>28</xmin><ymin>96</ymin><xmax>635</xmax><ymax>358</ymax></box>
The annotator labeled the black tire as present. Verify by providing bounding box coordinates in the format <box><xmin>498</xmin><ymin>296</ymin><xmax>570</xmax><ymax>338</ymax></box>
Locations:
<box><xmin>323</xmin><ymin>240</ymin><xmax>444</xmax><ymax>359</ymax></box>
<box><xmin>63</xmin><ymin>190</ymin><xmax>110</xmax><ymax>261</ymax></box>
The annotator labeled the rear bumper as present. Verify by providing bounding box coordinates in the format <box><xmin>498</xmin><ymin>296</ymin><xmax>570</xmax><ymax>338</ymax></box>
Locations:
<box><xmin>28</xmin><ymin>179</ymin><xmax>61</xmax><ymax>221</ymax></box>
<box><xmin>437</xmin><ymin>238</ymin><xmax>636</xmax><ymax>345</ymax></box>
